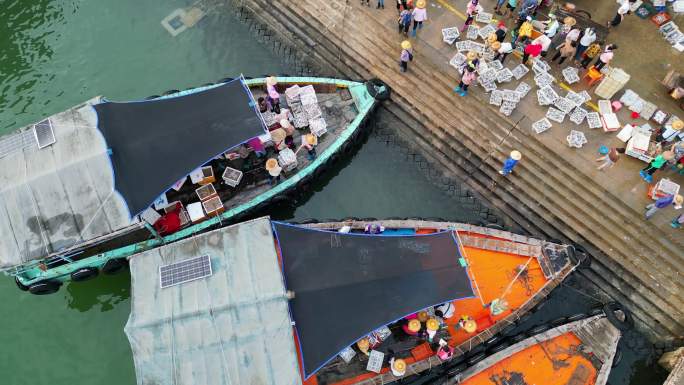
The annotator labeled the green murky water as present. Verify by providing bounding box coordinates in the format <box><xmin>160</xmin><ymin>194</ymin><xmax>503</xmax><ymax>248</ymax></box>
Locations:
<box><xmin>0</xmin><ymin>1</ymin><xmax>665</xmax><ymax>384</ymax></box>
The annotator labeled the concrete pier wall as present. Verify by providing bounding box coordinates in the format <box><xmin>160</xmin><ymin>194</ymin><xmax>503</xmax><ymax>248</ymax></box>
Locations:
<box><xmin>226</xmin><ymin>0</ymin><xmax>684</xmax><ymax>340</ymax></box>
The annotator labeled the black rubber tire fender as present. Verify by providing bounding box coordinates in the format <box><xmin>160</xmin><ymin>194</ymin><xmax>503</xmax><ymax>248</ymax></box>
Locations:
<box><xmin>612</xmin><ymin>348</ymin><xmax>622</xmax><ymax>368</ymax></box>
<box><xmin>488</xmin><ymin>341</ymin><xmax>510</xmax><ymax>354</ymax></box>
<box><xmin>499</xmin><ymin>323</ymin><xmax>517</xmax><ymax>336</ymax></box>
<box><xmin>527</xmin><ymin>324</ymin><xmax>551</xmax><ymax>335</ymax></box>
<box><xmin>361</xmin><ymin>217</ymin><xmax>378</xmax><ymax>222</ymax></box>
<box><xmin>28</xmin><ymin>280</ymin><xmax>62</xmax><ymax>295</ymax></box>
<box><xmin>589</xmin><ymin>306</ymin><xmax>604</xmax><ymax>316</ymax></box>
<box><xmin>102</xmin><ymin>258</ymin><xmax>127</xmax><ymax>275</ymax></box>
<box><xmin>15</xmin><ymin>276</ymin><xmax>29</xmax><ymax>291</ymax></box>
<box><xmin>510</xmin><ymin>333</ymin><xmax>528</xmax><ymax>343</ymax></box>
<box><xmin>484</xmin><ymin>335</ymin><xmax>502</xmax><ymax>347</ymax></box>
<box><xmin>551</xmin><ymin>317</ymin><xmax>569</xmax><ymax>327</ymax></box>
<box><xmin>218</xmin><ymin>77</ymin><xmax>234</xmax><ymax>83</ymax></box>
<box><xmin>466</xmin><ymin>352</ymin><xmax>487</xmax><ymax>366</ymax></box>
<box><xmin>71</xmin><ymin>266</ymin><xmax>99</xmax><ymax>282</ymax></box>
<box><xmin>567</xmin><ymin>313</ymin><xmax>588</xmax><ymax>322</ymax></box>
<box><xmin>365</xmin><ymin>78</ymin><xmax>392</xmax><ymax>101</ymax></box>
<box><xmin>603</xmin><ymin>302</ymin><xmax>634</xmax><ymax>331</ymax></box>
<box><xmin>516</xmin><ymin>312</ymin><xmax>532</xmax><ymax>325</ymax></box>
<box><xmin>466</xmin><ymin>344</ymin><xmax>485</xmax><ymax>356</ymax></box>
<box><xmin>144</xmin><ymin>95</ymin><xmax>160</xmax><ymax>100</ymax></box>
<box><xmin>486</xmin><ymin>223</ymin><xmax>504</xmax><ymax>230</ymax></box>
<box><xmin>342</xmin><ymin>217</ymin><xmax>361</xmax><ymax>222</ymax></box>
<box><xmin>163</xmin><ymin>89</ymin><xmax>180</xmax><ymax>95</ymax></box>
<box><xmin>447</xmin><ymin>362</ymin><xmax>469</xmax><ymax>376</ymax></box>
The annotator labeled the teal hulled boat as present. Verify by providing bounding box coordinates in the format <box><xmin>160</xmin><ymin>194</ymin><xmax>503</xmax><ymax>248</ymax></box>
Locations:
<box><xmin>0</xmin><ymin>76</ymin><xmax>387</xmax><ymax>293</ymax></box>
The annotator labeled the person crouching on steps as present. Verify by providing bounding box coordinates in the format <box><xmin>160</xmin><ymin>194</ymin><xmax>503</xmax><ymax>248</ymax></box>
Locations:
<box><xmin>399</xmin><ymin>40</ymin><xmax>413</xmax><ymax>73</ymax></box>
<box><xmin>499</xmin><ymin>150</ymin><xmax>522</xmax><ymax>176</ymax></box>
<box><xmin>454</xmin><ymin>64</ymin><xmax>478</xmax><ymax>97</ymax></box>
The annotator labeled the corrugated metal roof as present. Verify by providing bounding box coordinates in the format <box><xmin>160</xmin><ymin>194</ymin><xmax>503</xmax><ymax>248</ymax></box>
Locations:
<box><xmin>0</xmin><ymin>97</ymin><xmax>130</xmax><ymax>268</ymax></box>
<box><xmin>124</xmin><ymin>217</ymin><xmax>302</xmax><ymax>385</ymax></box>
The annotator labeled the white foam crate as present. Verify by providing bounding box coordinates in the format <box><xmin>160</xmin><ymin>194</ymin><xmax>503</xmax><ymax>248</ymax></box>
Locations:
<box><xmin>586</xmin><ymin>112</ymin><xmax>602</xmax><ymax>129</ymax></box>
<box><xmin>569</xmin><ymin>107</ymin><xmax>588</xmax><ymax>125</ymax></box>
<box><xmin>532</xmin><ymin>118</ymin><xmax>552</xmax><ymax>134</ymax></box>
<box><xmin>489</xmin><ymin>90</ymin><xmax>504</xmax><ymax>106</ymax></box>
<box><xmin>567</xmin><ymin>130</ymin><xmax>587</xmax><ymax>148</ymax></box>
<box><xmin>514</xmin><ymin>82</ymin><xmax>532</xmax><ymax>98</ymax></box>
<box><xmin>478</xmin><ymin>24</ymin><xmax>496</xmax><ymax>39</ymax></box>
<box><xmin>466</xmin><ymin>25</ymin><xmax>479</xmax><ymax>40</ymax></box>
<box><xmin>561</xmin><ymin>66</ymin><xmax>580</xmax><ymax>84</ymax></box>
<box><xmin>554</xmin><ymin>97</ymin><xmax>575</xmax><ymax>114</ymax></box>
<box><xmin>546</xmin><ymin>107</ymin><xmax>566</xmax><ymax>123</ymax></box>
<box><xmin>496</xmin><ymin>68</ymin><xmax>513</xmax><ymax>83</ymax></box>
<box><xmin>511</xmin><ymin>64</ymin><xmax>530</xmax><ymax>80</ymax></box>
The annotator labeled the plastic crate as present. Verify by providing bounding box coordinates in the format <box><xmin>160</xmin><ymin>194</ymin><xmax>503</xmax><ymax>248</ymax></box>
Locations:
<box><xmin>278</xmin><ymin>148</ymin><xmax>298</xmax><ymax>172</ymax></box>
<box><xmin>195</xmin><ymin>183</ymin><xmax>217</xmax><ymax>201</ymax></box>
<box><xmin>595</xmin><ymin>68</ymin><xmax>631</xmax><ymax>99</ymax></box>
<box><xmin>222</xmin><ymin>167</ymin><xmax>243</xmax><ymax>187</ymax></box>
<box><xmin>309</xmin><ymin>118</ymin><xmax>328</xmax><ymax>137</ymax></box>
<box><xmin>202</xmin><ymin>196</ymin><xmax>224</xmax><ymax>216</ymax></box>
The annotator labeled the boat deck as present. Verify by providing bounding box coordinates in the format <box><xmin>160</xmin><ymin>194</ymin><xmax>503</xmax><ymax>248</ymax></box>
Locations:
<box><xmin>124</xmin><ymin>217</ymin><xmax>301</xmax><ymax>385</ymax></box>
<box><xmin>163</xmin><ymin>84</ymin><xmax>358</xmax><ymax>224</ymax></box>
<box><xmin>456</xmin><ymin>316</ymin><xmax>621</xmax><ymax>385</ymax></box>
<box><xmin>299</xmin><ymin>221</ymin><xmax>573</xmax><ymax>385</ymax></box>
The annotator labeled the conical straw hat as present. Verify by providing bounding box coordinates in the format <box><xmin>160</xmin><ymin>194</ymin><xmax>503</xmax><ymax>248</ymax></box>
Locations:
<box><xmin>266</xmin><ymin>76</ymin><xmax>278</xmax><ymax>86</ymax></box>
<box><xmin>426</xmin><ymin>318</ymin><xmax>439</xmax><ymax>331</ymax></box>
<box><xmin>265</xmin><ymin>158</ymin><xmax>278</xmax><ymax>170</ymax></box>
<box><xmin>511</xmin><ymin>150</ymin><xmax>522</xmax><ymax>160</ymax></box>
<box><xmin>357</xmin><ymin>338</ymin><xmax>370</xmax><ymax>353</ymax></box>
<box><xmin>392</xmin><ymin>358</ymin><xmax>407</xmax><ymax>373</ymax></box>
<box><xmin>417</xmin><ymin>311</ymin><xmax>429</xmax><ymax>322</ymax></box>
<box><xmin>408</xmin><ymin>319</ymin><xmax>421</xmax><ymax>333</ymax></box>
<box><xmin>401</xmin><ymin>40</ymin><xmax>412</xmax><ymax>50</ymax></box>
<box><xmin>416</xmin><ymin>0</ymin><xmax>426</xmax><ymax>9</ymax></box>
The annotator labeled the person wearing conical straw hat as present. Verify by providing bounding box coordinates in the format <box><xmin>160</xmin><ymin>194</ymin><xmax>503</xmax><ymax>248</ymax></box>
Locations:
<box><xmin>266</xmin><ymin>76</ymin><xmax>281</xmax><ymax>114</ymax></box>
<box><xmin>265</xmin><ymin>158</ymin><xmax>282</xmax><ymax>185</ymax></box>
<box><xmin>657</xmin><ymin>119</ymin><xmax>684</xmax><ymax>143</ymax></box>
<box><xmin>645</xmin><ymin>194</ymin><xmax>683</xmax><ymax>220</ymax></box>
<box><xmin>460</xmin><ymin>0</ymin><xmax>479</xmax><ymax>33</ymax></box>
<box><xmin>640</xmin><ymin>150</ymin><xmax>674</xmax><ymax>183</ymax></box>
<box><xmin>301</xmin><ymin>133</ymin><xmax>318</xmax><ymax>160</ymax></box>
<box><xmin>357</xmin><ymin>337</ymin><xmax>371</xmax><ymax>355</ymax></box>
<box><xmin>399</xmin><ymin>40</ymin><xmax>413</xmax><ymax>73</ymax></box>
<box><xmin>454</xmin><ymin>63</ymin><xmax>477</xmax><ymax>97</ymax></box>
<box><xmin>499</xmin><ymin>150</ymin><xmax>521</xmax><ymax>176</ymax></box>
<box><xmin>389</xmin><ymin>357</ymin><xmax>407</xmax><ymax>377</ymax></box>
<box><xmin>493</xmin><ymin>40</ymin><xmax>514</xmax><ymax>64</ymax></box>
<box><xmin>426</xmin><ymin>317</ymin><xmax>440</xmax><ymax>342</ymax></box>
<box><xmin>402</xmin><ymin>318</ymin><xmax>421</xmax><ymax>336</ymax></box>
<box><xmin>411</xmin><ymin>0</ymin><xmax>428</xmax><ymax>37</ymax></box>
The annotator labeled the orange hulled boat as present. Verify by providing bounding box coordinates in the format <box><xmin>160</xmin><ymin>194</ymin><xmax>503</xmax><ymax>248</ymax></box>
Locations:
<box><xmin>451</xmin><ymin>314</ymin><xmax>623</xmax><ymax>385</ymax></box>
<box><xmin>274</xmin><ymin>219</ymin><xmax>584</xmax><ymax>385</ymax></box>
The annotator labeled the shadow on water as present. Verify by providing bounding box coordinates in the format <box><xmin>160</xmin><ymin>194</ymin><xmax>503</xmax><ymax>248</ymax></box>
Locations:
<box><xmin>65</xmin><ymin>271</ymin><xmax>131</xmax><ymax>313</ymax></box>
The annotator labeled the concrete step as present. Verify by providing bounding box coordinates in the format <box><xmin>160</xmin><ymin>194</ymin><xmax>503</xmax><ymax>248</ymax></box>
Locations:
<box><xmin>286</xmin><ymin>0</ymin><xmax>684</xmax><ymax>299</ymax></box>
<box><xmin>236</xmin><ymin>0</ymin><xmax>684</xmax><ymax>336</ymax></box>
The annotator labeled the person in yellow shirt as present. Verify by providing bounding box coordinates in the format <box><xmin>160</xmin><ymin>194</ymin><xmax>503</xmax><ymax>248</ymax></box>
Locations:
<box><xmin>580</xmin><ymin>41</ymin><xmax>602</xmax><ymax>68</ymax></box>
<box><xmin>512</xmin><ymin>16</ymin><xmax>533</xmax><ymax>44</ymax></box>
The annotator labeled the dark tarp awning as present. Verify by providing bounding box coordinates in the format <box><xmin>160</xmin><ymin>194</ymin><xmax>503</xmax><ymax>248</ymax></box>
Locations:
<box><xmin>272</xmin><ymin>222</ymin><xmax>475</xmax><ymax>378</ymax></box>
<box><xmin>94</xmin><ymin>80</ymin><xmax>265</xmax><ymax>216</ymax></box>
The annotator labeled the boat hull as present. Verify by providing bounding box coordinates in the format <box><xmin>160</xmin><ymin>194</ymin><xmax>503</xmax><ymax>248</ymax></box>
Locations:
<box><xmin>9</xmin><ymin>77</ymin><xmax>379</xmax><ymax>290</ymax></box>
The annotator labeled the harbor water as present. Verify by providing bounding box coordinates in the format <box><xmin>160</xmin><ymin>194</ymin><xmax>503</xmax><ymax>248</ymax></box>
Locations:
<box><xmin>0</xmin><ymin>1</ymin><xmax>667</xmax><ymax>384</ymax></box>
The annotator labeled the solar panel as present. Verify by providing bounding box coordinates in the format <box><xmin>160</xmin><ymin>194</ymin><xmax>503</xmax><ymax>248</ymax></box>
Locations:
<box><xmin>0</xmin><ymin>130</ymin><xmax>36</xmax><ymax>158</ymax></box>
<box><xmin>33</xmin><ymin>119</ymin><xmax>56</xmax><ymax>149</ymax></box>
<box><xmin>159</xmin><ymin>255</ymin><xmax>212</xmax><ymax>288</ymax></box>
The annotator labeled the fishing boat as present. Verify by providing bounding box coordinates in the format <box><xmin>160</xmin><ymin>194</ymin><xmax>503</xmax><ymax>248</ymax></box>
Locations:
<box><xmin>124</xmin><ymin>217</ymin><xmax>585</xmax><ymax>385</ymax></box>
<box><xmin>0</xmin><ymin>76</ymin><xmax>387</xmax><ymax>294</ymax></box>
<box><xmin>448</xmin><ymin>313</ymin><xmax>625</xmax><ymax>385</ymax></box>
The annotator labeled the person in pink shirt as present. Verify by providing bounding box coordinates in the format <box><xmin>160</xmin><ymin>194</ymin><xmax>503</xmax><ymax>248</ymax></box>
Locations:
<box><xmin>594</xmin><ymin>44</ymin><xmax>617</xmax><ymax>71</ymax></box>
<box><xmin>265</xmin><ymin>76</ymin><xmax>281</xmax><ymax>113</ymax></box>
<box><xmin>454</xmin><ymin>64</ymin><xmax>478</xmax><ymax>97</ymax></box>
<box><xmin>461</xmin><ymin>0</ymin><xmax>479</xmax><ymax>32</ymax></box>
